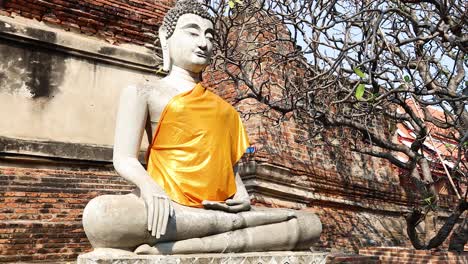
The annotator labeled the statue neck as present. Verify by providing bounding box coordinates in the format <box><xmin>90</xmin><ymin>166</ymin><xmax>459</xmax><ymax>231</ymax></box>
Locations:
<box><xmin>164</xmin><ymin>65</ymin><xmax>202</xmax><ymax>93</ymax></box>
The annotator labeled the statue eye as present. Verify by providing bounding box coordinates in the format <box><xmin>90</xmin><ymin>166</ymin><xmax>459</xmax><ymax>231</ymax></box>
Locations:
<box><xmin>206</xmin><ymin>34</ymin><xmax>214</xmax><ymax>41</ymax></box>
<box><xmin>186</xmin><ymin>30</ymin><xmax>199</xmax><ymax>37</ymax></box>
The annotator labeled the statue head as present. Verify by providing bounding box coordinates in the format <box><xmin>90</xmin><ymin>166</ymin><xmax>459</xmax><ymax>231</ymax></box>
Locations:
<box><xmin>159</xmin><ymin>0</ymin><xmax>214</xmax><ymax>73</ymax></box>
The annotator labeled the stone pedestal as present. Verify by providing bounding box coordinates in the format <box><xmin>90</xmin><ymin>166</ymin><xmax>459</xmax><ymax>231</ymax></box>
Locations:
<box><xmin>77</xmin><ymin>251</ymin><xmax>329</xmax><ymax>264</ymax></box>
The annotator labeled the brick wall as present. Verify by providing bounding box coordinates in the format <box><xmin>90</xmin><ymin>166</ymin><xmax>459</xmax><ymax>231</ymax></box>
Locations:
<box><xmin>0</xmin><ymin>163</ymin><xmax>409</xmax><ymax>263</ymax></box>
<box><xmin>0</xmin><ymin>0</ymin><xmax>399</xmax><ymax>184</ymax></box>
<box><xmin>202</xmin><ymin>14</ymin><xmax>399</xmax><ymax>185</ymax></box>
<box><xmin>359</xmin><ymin>247</ymin><xmax>468</xmax><ymax>263</ymax></box>
<box><xmin>251</xmin><ymin>199</ymin><xmax>411</xmax><ymax>252</ymax></box>
<box><xmin>0</xmin><ymin>163</ymin><xmax>460</xmax><ymax>262</ymax></box>
<box><xmin>0</xmin><ymin>0</ymin><xmax>173</xmax><ymax>45</ymax></box>
<box><xmin>0</xmin><ymin>1</ymin><xmax>461</xmax><ymax>262</ymax></box>
<box><xmin>201</xmin><ymin>10</ymin><xmax>463</xmax><ymax>253</ymax></box>
<box><xmin>0</xmin><ymin>165</ymin><xmax>134</xmax><ymax>263</ymax></box>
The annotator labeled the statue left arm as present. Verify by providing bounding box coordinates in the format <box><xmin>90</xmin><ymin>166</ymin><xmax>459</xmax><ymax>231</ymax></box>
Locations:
<box><xmin>225</xmin><ymin>170</ymin><xmax>252</xmax><ymax>211</ymax></box>
<box><xmin>231</xmin><ymin>167</ymin><xmax>250</xmax><ymax>203</ymax></box>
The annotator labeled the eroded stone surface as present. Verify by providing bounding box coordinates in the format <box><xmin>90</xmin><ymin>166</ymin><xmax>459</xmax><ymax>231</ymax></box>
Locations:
<box><xmin>77</xmin><ymin>251</ymin><xmax>329</xmax><ymax>264</ymax></box>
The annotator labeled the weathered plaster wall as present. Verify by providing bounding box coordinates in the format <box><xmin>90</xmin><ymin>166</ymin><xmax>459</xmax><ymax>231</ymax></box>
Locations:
<box><xmin>0</xmin><ymin>16</ymin><xmax>157</xmax><ymax>154</ymax></box>
<box><xmin>0</xmin><ymin>7</ymin><xmax>165</xmax><ymax>262</ymax></box>
<box><xmin>0</xmin><ymin>14</ymin><xmax>159</xmax><ymax>263</ymax></box>
<box><xmin>0</xmin><ymin>40</ymin><xmax>135</xmax><ymax>145</ymax></box>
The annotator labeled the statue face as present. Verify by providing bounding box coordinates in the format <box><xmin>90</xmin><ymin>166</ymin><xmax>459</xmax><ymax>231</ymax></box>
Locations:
<box><xmin>167</xmin><ymin>14</ymin><xmax>214</xmax><ymax>73</ymax></box>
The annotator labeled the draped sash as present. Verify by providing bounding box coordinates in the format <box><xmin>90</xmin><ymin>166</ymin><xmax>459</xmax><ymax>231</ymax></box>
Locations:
<box><xmin>146</xmin><ymin>83</ymin><xmax>250</xmax><ymax>207</ymax></box>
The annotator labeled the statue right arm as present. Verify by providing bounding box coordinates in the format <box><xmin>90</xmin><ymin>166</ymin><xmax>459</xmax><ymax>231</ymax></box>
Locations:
<box><xmin>112</xmin><ymin>85</ymin><xmax>173</xmax><ymax>239</ymax></box>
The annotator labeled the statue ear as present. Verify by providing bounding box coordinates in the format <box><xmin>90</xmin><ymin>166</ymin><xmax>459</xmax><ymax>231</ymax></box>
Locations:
<box><xmin>159</xmin><ymin>28</ymin><xmax>171</xmax><ymax>72</ymax></box>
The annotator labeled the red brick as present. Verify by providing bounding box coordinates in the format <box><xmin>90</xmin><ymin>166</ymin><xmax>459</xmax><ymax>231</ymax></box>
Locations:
<box><xmin>0</xmin><ymin>10</ymin><xmax>11</xmax><ymax>16</ymax></box>
<box><xmin>87</xmin><ymin>20</ymin><xmax>105</xmax><ymax>27</ymax></box>
<box><xmin>49</xmin><ymin>0</ymin><xmax>71</xmax><ymax>7</ymax></box>
<box><xmin>81</xmin><ymin>26</ymin><xmax>97</xmax><ymax>35</ymax></box>
<box><xmin>42</xmin><ymin>16</ymin><xmax>61</xmax><ymax>25</ymax></box>
<box><xmin>115</xmin><ymin>34</ymin><xmax>131</xmax><ymax>42</ymax></box>
<box><xmin>61</xmin><ymin>21</ymin><xmax>80</xmax><ymax>30</ymax></box>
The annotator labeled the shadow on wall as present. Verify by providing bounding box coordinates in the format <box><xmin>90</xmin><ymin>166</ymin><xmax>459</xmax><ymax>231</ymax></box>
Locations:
<box><xmin>250</xmin><ymin>116</ymin><xmax>395</xmax><ymax>185</ymax></box>
<box><xmin>311</xmin><ymin>205</ymin><xmax>407</xmax><ymax>252</ymax></box>
<box><xmin>0</xmin><ymin>37</ymin><xmax>65</xmax><ymax>102</ymax></box>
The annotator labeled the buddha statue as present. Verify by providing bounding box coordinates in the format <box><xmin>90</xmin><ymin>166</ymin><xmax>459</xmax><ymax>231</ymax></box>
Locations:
<box><xmin>82</xmin><ymin>0</ymin><xmax>321</xmax><ymax>255</ymax></box>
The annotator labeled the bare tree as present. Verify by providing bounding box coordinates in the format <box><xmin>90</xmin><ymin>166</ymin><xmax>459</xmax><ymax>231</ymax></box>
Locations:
<box><xmin>203</xmin><ymin>0</ymin><xmax>467</xmax><ymax>250</ymax></box>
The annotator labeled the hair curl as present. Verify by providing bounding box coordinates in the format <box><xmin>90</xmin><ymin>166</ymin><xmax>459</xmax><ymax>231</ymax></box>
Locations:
<box><xmin>161</xmin><ymin>0</ymin><xmax>213</xmax><ymax>38</ymax></box>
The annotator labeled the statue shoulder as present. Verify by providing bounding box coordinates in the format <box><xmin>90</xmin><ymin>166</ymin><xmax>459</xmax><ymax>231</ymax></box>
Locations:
<box><xmin>122</xmin><ymin>80</ymin><xmax>166</xmax><ymax>101</ymax></box>
<box><xmin>132</xmin><ymin>82</ymin><xmax>154</xmax><ymax>99</ymax></box>
<box><xmin>119</xmin><ymin>83</ymin><xmax>146</xmax><ymax>99</ymax></box>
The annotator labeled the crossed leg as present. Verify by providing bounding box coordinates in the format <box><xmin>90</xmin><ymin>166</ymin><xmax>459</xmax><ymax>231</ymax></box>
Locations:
<box><xmin>83</xmin><ymin>193</ymin><xmax>321</xmax><ymax>254</ymax></box>
<box><xmin>136</xmin><ymin>210</ymin><xmax>321</xmax><ymax>254</ymax></box>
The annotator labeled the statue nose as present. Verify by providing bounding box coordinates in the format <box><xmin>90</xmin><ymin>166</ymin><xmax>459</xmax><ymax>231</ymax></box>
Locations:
<box><xmin>197</xmin><ymin>37</ymin><xmax>208</xmax><ymax>50</ymax></box>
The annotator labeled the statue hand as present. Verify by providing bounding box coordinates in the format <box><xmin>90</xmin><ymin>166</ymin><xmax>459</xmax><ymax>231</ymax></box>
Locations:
<box><xmin>140</xmin><ymin>185</ymin><xmax>174</xmax><ymax>238</ymax></box>
<box><xmin>202</xmin><ymin>199</ymin><xmax>251</xmax><ymax>213</ymax></box>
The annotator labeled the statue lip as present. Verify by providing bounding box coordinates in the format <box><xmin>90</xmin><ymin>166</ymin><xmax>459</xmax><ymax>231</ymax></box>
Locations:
<box><xmin>194</xmin><ymin>51</ymin><xmax>208</xmax><ymax>58</ymax></box>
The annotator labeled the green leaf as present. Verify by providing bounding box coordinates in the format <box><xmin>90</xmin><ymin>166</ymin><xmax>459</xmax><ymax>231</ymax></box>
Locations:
<box><xmin>353</xmin><ymin>67</ymin><xmax>366</xmax><ymax>78</ymax></box>
<box><xmin>234</xmin><ymin>0</ymin><xmax>243</xmax><ymax>3</ymax></box>
<box><xmin>228</xmin><ymin>1</ymin><xmax>235</xmax><ymax>8</ymax></box>
<box><xmin>155</xmin><ymin>66</ymin><xmax>164</xmax><ymax>75</ymax></box>
<box><xmin>404</xmin><ymin>75</ymin><xmax>411</xmax><ymax>82</ymax></box>
<box><xmin>423</xmin><ymin>197</ymin><xmax>432</xmax><ymax>205</ymax></box>
<box><xmin>355</xmin><ymin>83</ymin><xmax>365</xmax><ymax>100</ymax></box>
<box><xmin>444</xmin><ymin>143</ymin><xmax>454</xmax><ymax>148</ymax></box>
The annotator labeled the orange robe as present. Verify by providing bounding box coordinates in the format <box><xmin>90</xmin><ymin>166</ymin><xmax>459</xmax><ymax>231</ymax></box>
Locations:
<box><xmin>146</xmin><ymin>83</ymin><xmax>250</xmax><ymax>207</ymax></box>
